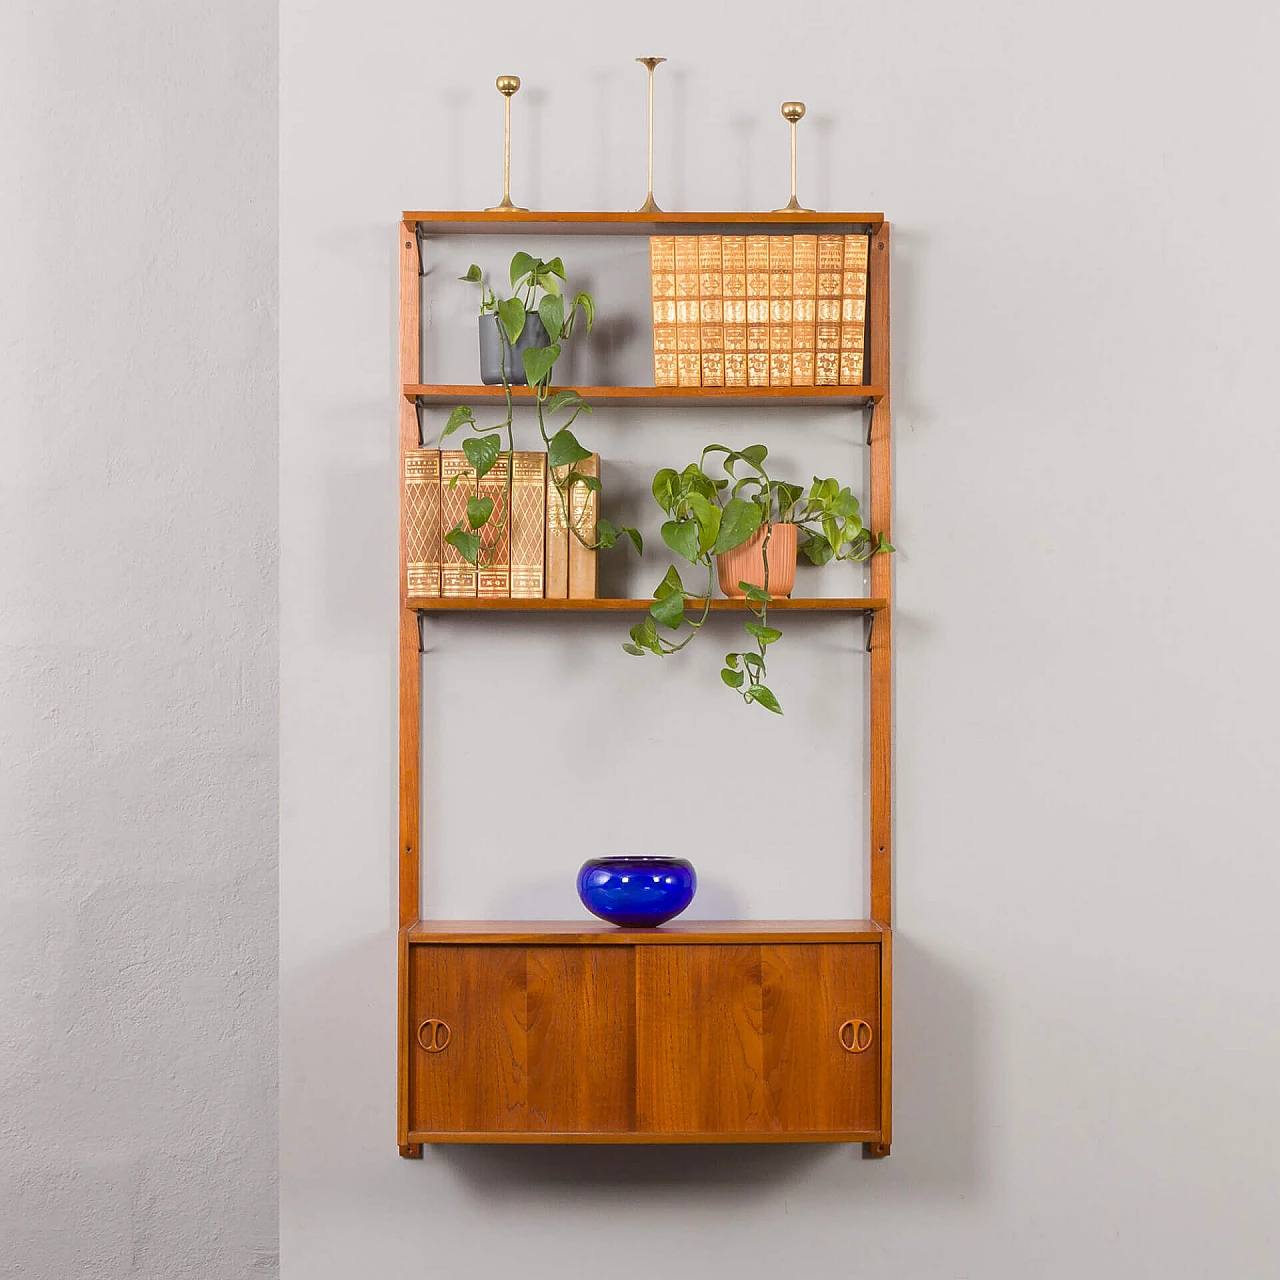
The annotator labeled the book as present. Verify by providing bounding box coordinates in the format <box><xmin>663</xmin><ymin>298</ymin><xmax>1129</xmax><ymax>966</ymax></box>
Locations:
<box><xmin>769</xmin><ymin>237</ymin><xmax>793</xmax><ymax>386</ymax></box>
<box><xmin>698</xmin><ymin>235</ymin><xmax>724</xmax><ymax>387</ymax></box>
<box><xmin>403</xmin><ymin>449</ymin><xmax>441</xmax><ymax>598</ymax></box>
<box><xmin>440</xmin><ymin>451</ymin><xmax>477</xmax><ymax>597</ymax></box>
<box><xmin>650</xmin><ymin>236</ymin><xmax>678</xmax><ymax>387</ymax></box>
<box><xmin>791</xmin><ymin>234</ymin><xmax>818</xmax><ymax>386</ymax></box>
<box><xmin>746</xmin><ymin>235</ymin><xmax>771</xmax><ymax>388</ymax></box>
<box><xmin>545</xmin><ymin>463</ymin><xmax>570</xmax><ymax>599</ymax></box>
<box><xmin>840</xmin><ymin>233</ymin><xmax>869</xmax><ymax>386</ymax></box>
<box><xmin>721</xmin><ymin>235</ymin><xmax>748</xmax><ymax>387</ymax></box>
<box><xmin>476</xmin><ymin>454</ymin><xmax>511</xmax><ymax>598</ymax></box>
<box><xmin>568</xmin><ymin>453</ymin><xmax>599</xmax><ymax>600</ymax></box>
<box><xmin>816</xmin><ymin>235</ymin><xmax>844</xmax><ymax>386</ymax></box>
<box><xmin>509</xmin><ymin>451</ymin><xmax>546</xmax><ymax>598</ymax></box>
<box><xmin>674</xmin><ymin>235</ymin><xmax>701</xmax><ymax>386</ymax></box>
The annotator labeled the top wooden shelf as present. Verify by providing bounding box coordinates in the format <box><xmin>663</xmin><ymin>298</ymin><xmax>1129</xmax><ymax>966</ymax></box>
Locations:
<box><xmin>406</xmin><ymin>919</ymin><xmax>885</xmax><ymax>945</ymax></box>
<box><xmin>404</xmin><ymin>210</ymin><xmax>885</xmax><ymax>235</ymax></box>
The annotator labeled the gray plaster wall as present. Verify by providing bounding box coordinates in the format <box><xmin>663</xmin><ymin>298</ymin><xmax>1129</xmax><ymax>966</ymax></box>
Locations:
<box><xmin>2</xmin><ymin>4</ymin><xmax>278</xmax><ymax>1277</ymax></box>
<box><xmin>281</xmin><ymin>1</ymin><xmax>1280</xmax><ymax>1277</ymax></box>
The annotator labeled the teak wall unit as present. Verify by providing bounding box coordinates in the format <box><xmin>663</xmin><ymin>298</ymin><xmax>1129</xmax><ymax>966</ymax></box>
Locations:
<box><xmin>397</xmin><ymin>210</ymin><xmax>893</xmax><ymax>1157</ymax></box>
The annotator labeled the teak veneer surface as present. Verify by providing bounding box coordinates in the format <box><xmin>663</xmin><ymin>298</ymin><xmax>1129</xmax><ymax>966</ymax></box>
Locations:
<box><xmin>408</xmin><ymin>941</ymin><xmax>881</xmax><ymax>1140</ymax></box>
<box><xmin>404</xmin><ymin>210</ymin><xmax>884</xmax><ymax>234</ymax></box>
<box><xmin>410</xmin><ymin>597</ymin><xmax>885</xmax><ymax>614</ymax></box>
<box><xmin>406</xmin><ymin>384</ymin><xmax>885</xmax><ymax>407</ymax></box>
<box><xmin>406</xmin><ymin>920</ymin><xmax>885</xmax><ymax>944</ymax></box>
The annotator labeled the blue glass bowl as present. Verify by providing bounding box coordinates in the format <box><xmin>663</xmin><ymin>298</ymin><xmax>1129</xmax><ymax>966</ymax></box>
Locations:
<box><xmin>576</xmin><ymin>856</ymin><xmax>697</xmax><ymax>928</ymax></box>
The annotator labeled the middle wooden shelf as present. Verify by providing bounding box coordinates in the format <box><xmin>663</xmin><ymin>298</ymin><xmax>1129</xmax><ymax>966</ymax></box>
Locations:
<box><xmin>405</xmin><ymin>383</ymin><xmax>885</xmax><ymax>408</ymax></box>
<box><xmin>410</xmin><ymin>596</ymin><xmax>886</xmax><ymax>613</ymax></box>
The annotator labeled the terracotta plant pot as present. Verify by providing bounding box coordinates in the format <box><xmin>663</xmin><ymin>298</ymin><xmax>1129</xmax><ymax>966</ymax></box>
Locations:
<box><xmin>716</xmin><ymin>522</ymin><xmax>798</xmax><ymax>598</ymax></box>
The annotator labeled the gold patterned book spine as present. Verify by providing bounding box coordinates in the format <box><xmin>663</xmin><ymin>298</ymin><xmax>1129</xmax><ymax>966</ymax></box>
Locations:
<box><xmin>650</xmin><ymin>236</ymin><xmax>677</xmax><ymax>387</ymax></box>
<box><xmin>721</xmin><ymin>235</ymin><xmax>747</xmax><ymax>388</ymax></box>
<box><xmin>768</xmin><ymin>236</ymin><xmax>794</xmax><ymax>386</ymax></box>
<box><xmin>674</xmin><ymin>235</ymin><xmax>701</xmax><ymax>386</ymax></box>
<box><xmin>440</xmin><ymin>451</ymin><xmax>477</xmax><ymax>597</ymax></box>
<box><xmin>545</xmin><ymin>463</ymin><xmax>570</xmax><ymax>599</ymax></box>
<box><xmin>509</xmin><ymin>451</ymin><xmax>546</xmax><ymax>598</ymax></box>
<box><xmin>840</xmin><ymin>233</ymin><xmax>870</xmax><ymax>386</ymax></box>
<box><xmin>404</xmin><ymin>448</ymin><xmax>441</xmax><ymax>598</ymax></box>
<box><xmin>476</xmin><ymin>453</ymin><xmax>511</xmax><ymax>598</ymax></box>
<box><xmin>791</xmin><ymin>234</ymin><xmax>818</xmax><ymax>387</ymax></box>
<box><xmin>567</xmin><ymin>453</ymin><xmax>599</xmax><ymax>600</ymax></box>
<box><xmin>745</xmin><ymin>235</ymin><xmax>771</xmax><ymax>388</ymax></box>
<box><xmin>816</xmin><ymin>235</ymin><xmax>844</xmax><ymax>386</ymax></box>
<box><xmin>698</xmin><ymin>235</ymin><xmax>724</xmax><ymax>387</ymax></box>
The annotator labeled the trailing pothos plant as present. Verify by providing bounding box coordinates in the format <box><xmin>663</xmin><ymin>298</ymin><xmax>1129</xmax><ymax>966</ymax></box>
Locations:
<box><xmin>441</xmin><ymin>252</ymin><xmax>640</xmax><ymax>562</ymax></box>
<box><xmin>624</xmin><ymin>444</ymin><xmax>892</xmax><ymax>714</ymax></box>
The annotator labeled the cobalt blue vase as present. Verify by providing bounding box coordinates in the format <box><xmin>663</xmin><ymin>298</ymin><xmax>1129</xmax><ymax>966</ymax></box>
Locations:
<box><xmin>576</xmin><ymin>856</ymin><xmax>697</xmax><ymax>928</ymax></box>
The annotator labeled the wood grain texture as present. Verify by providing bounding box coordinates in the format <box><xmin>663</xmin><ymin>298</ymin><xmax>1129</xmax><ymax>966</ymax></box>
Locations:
<box><xmin>867</xmin><ymin>222</ymin><xmax>893</xmax><ymax>928</ymax></box>
<box><xmin>405</xmin><ymin>1129</ymin><xmax>882</xmax><ymax>1145</ymax></box>
<box><xmin>407</xmin><ymin>920</ymin><xmax>884</xmax><ymax>945</ymax></box>
<box><xmin>398</xmin><ymin>224</ymin><xmax>421</xmax><ymax>930</ymax></box>
<box><xmin>409</xmin><ymin>946</ymin><xmax>527</xmax><ymax>1134</ymax></box>
<box><xmin>877</xmin><ymin>927</ymin><xmax>893</xmax><ymax>1151</ymax></box>
<box><xmin>761</xmin><ymin>945</ymin><xmax>880</xmax><ymax>1133</ymax></box>
<box><xmin>406</xmin><ymin>384</ymin><xmax>884</xmax><ymax>407</ymax></box>
<box><xmin>637</xmin><ymin>946</ymin><xmax>767</xmax><ymax>1133</ymax></box>
<box><xmin>409</xmin><ymin>597</ymin><xmax>885</xmax><ymax>614</ymax></box>
<box><xmin>525</xmin><ymin>947</ymin><xmax>635</xmax><ymax>1132</ymax></box>
<box><xmin>404</xmin><ymin>210</ymin><xmax>885</xmax><ymax>234</ymax></box>
<box><xmin>636</xmin><ymin>943</ymin><xmax>881</xmax><ymax>1136</ymax></box>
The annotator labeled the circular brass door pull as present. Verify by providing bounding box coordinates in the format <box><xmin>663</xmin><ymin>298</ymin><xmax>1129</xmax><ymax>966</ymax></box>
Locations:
<box><xmin>417</xmin><ymin>1018</ymin><xmax>451</xmax><ymax>1053</ymax></box>
<box><xmin>838</xmin><ymin>1018</ymin><xmax>873</xmax><ymax>1053</ymax></box>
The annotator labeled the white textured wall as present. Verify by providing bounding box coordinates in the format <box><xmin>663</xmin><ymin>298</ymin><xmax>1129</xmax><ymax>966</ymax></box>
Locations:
<box><xmin>2</xmin><ymin>4</ymin><xmax>278</xmax><ymax>1276</ymax></box>
<box><xmin>280</xmin><ymin>2</ymin><xmax>1280</xmax><ymax>1277</ymax></box>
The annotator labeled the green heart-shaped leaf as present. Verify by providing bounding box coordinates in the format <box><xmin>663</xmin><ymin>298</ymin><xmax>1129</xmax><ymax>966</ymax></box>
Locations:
<box><xmin>466</xmin><ymin>495</ymin><xmax>495</xmax><ymax>529</ymax></box>
<box><xmin>509</xmin><ymin>252</ymin><xmax>535</xmax><ymax>287</ymax></box>
<box><xmin>547</xmin><ymin>427</ymin><xmax>591</xmax><ymax>469</ymax></box>
<box><xmin>711</xmin><ymin>497</ymin><xmax>763</xmax><ymax>554</ymax></box>
<box><xmin>459</xmin><ymin>263</ymin><xmax>482</xmax><ymax>282</ymax></box>
<box><xmin>721</xmin><ymin>668</ymin><xmax>745</xmax><ymax>689</ymax></box>
<box><xmin>497</xmin><ymin>296</ymin><xmax>526</xmax><ymax>345</ymax></box>
<box><xmin>441</xmin><ymin>405</ymin><xmax>474</xmax><ymax>439</ymax></box>
<box><xmin>650</xmin><ymin>591</ymin><xmax>685</xmax><ymax>630</ymax></box>
<box><xmin>747</xmin><ymin>685</ymin><xmax>783</xmax><ymax>714</ymax></box>
<box><xmin>462</xmin><ymin>434</ymin><xmax>501</xmax><ymax>480</ymax></box>
<box><xmin>661</xmin><ymin>519</ymin><xmax>701</xmax><ymax>563</ymax></box>
<box><xmin>522</xmin><ymin>342</ymin><xmax>561</xmax><ymax>387</ymax></box>
<box><xmin>539</xmin><ymin>294</ymin><xmax>565</xmax><ymax>342</ymax></box>
<box><xmin>444</xmin><ymin>527</ymin><xmax>482</xmax><ymax>564</ymax></box>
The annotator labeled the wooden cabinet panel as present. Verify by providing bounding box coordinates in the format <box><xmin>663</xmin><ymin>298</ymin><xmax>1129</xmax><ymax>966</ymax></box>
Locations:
<box><xmin>526</xmin><ymin>946</ymin><xmax>635</xmax><ymax>1133</ymax></box>
<box><xmin>408</xmin><ymin>945</ymin><xmax>526</xmax><ymax>1134</ymax></box>
<box><xmin>409</xmin><ymin>945</ymin><xmax>634</xmax><ymax>1136</ymax></box>
<box><xmin>760</xmin><ymin>944</ymin><xmax>880</xmax><ymax>1133</ymax></box>
<box><xmin>636</xmin><ymin>943</ymin><xmax>880</xmax><ymax>1135</ymax></box>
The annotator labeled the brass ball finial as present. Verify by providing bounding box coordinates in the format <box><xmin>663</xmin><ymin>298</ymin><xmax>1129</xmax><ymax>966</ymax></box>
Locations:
<box><xmin>781</xmin><ymin>101</ymin><xmax>806</xmax><ymax>123</ymax></box>
<box><xmin>495</xmin><ymin>75</ymin><xmax>521</xmax><ymax>97</ymax></box>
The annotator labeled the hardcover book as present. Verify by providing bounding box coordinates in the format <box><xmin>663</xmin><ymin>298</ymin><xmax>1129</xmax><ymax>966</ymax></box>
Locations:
<box><xmin>746</xmin><ymin>235</ymin><xmax>771</xmax><ymax>388</ymax></box>
<box><xmin>769</xmin><ymin>323</ymin><xmax>793</xmax><ymax>387</ymax></box>
<box><xmin>509</xmin><ymin>451</ymin><xmax>547</xmax><ymax>598</ymax></box>
<box><xmin>816</xmin><ymin>236</ymin><xmax>844</xmax><ymax>386</ymax></box>
<box><xmin>545</xmin><ymin>463</ymin><xmax>570</xmax><ymax>599</ymax></box>
<box><xmin>840</xmin><ymin>233</ymin><xmax>869</xmax><ymax>386</ymax></box>
<box><xmin>698</xmin><ymin>235</ymin><xmax>724</xmax><ymax>387</ymax></box>
<box><xmin>476</xmin><ymin>454</ymin><xmax>511</xmax><ymax>598</ymax></box>
<box><xmin>722</xmin><ymin>235</ymin><xmax>748</xmax><ymax>387</ymax></box>
<box><xmin>769</xmin><ymin>236</ymin><xmax>794</xmax><ymax>386</ymax></box>
<box><xmin>791</xmin><ymin>234</ymin><xmax>818</xmax><ymax>387</ymax></box>
<box><xmin>650</xmin><ymin>235</ymin><xmax>678</xmax><ymax>386</ymax></box>
<box><xmin>404</xmin><ymin>448</ymin><xmax>441</xmax><ymax>598</ymax></box>
<box><xmin>440</xmin><ymin>451</ymin><xmax>477</xmax><ymax>597</ymax></box>
<box><xmin>568</xmin><ymin>453</ymin><xmax>599</xmax><ymax>600</ymax></box>
<box><xmin>674</xmin><ymin>235</ymin><xmax>701</xmax><ymax>386</ymax></box>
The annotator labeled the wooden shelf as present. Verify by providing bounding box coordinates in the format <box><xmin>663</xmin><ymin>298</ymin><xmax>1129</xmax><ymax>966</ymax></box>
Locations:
<box><xmin>410</xmin><ymin>596</ymin><xmax>885</xmax><ymax>614</ymax></box>
<box><xmin>406</xmin><ymin>383</ymin><xmax>883</xmax><ymax>408</ymax></box>
<box><xmin>407</xmin><ymin>919</ymin><xmax>884</xmax><ymax>945</ymax></box>
<box><xmin>404</xmin><ymin>210</ymin><xmax>884</xmax><ymax>235</ymax></box>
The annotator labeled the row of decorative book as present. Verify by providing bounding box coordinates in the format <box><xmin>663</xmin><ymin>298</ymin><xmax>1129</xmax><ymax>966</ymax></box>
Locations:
<box><xmin>650</xmin><ymin>233</ymin><xmax>870</xmax><ymax>388</ymax></box>
<box><xmin>404</xmin><ymin>450</ymin><xmax>598</xmax><ymax>599</ymax></box>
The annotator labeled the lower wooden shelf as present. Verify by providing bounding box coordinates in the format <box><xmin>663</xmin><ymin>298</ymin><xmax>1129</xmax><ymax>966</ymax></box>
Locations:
<box><xmin>399</xmin><ymin>920</ymin><xmax>891</xmax><ymax>1150</ymax></box>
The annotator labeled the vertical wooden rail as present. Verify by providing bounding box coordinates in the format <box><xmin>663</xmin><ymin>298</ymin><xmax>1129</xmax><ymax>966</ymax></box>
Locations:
<box><xmin>398</xmin><ymin>223</ymin><xmax>425</xmax><ymax>1157</ymax></box>
<box><xmin>865</xmin><ymin>223</ymin><xmax>892</xmax><ymax>1157</ymax></box>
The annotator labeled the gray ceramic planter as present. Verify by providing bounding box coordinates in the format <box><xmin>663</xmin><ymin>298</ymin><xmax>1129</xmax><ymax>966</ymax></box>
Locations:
<box><xmin>478</xmin><ymin>313</ymin><xmax>550</xmax><ymax>385</ymax></box>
